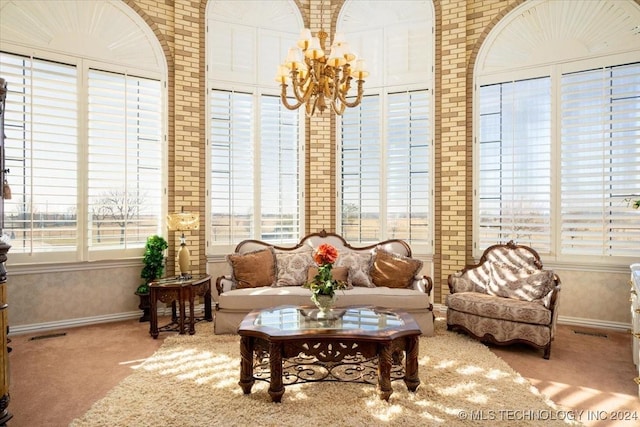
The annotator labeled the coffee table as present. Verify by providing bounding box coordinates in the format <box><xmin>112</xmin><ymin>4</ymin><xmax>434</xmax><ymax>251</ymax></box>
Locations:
<box><xmin>237</xmin><ymin>305</ymin><xmax>421</xmax><ymax>402</ymax></box>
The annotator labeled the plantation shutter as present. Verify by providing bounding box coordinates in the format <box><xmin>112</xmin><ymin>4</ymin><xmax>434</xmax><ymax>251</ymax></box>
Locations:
<box><xmin>560</xmin><ymin>63</ymin><xmax>640</xmax><ymax>257</ymax></box>
<box><xmin>386</xmin><ymin>90</ymin><xmax>430</xmax><ymax>243</ymax></box>
<box><xmin>260</xmin><ymin>95</ymin><xmax>300</xmax><ymax>242</ymax></box>
<box><xmin>340</xmin><ymin>95</ymin><xmax>381</xmax><ymax>242</ymax></box>
<box><xmin>87</xmin><ymin>70</ymin><xmax>162</xmax><ymax>253</ymax></box>
<box><xmin>210</xmin><ymin>90</ymin><xmax>254</xmax><ymax>244</ymax></box>
<box><xmin>477</xmin><ymin>77</ymin><xmax>552</xmax><ymax>252</ymax></box>
<box><xmin>1</xmin><ymin>53</ymin><xmax>78</xmax><ymax>256</ymax></box>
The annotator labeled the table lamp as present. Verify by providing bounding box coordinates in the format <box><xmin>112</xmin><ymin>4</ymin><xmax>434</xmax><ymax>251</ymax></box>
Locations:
<box><xmin>167</xmin><ymin>209</ymin><xmax>199</xmax><ymax>278</ymax></box>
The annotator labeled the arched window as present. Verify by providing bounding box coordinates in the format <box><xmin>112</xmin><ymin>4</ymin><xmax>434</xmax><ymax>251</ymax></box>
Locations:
<box><xmin>337</xmin><ymin>0</ymin><xmax>434</xmax><ymax>253</ymax></box>
<box><xmin>207</xmin><ymin>0</ymin><xmax>303</xmax><ymax>251</ymax></box>
<box><xmin>475</xmin><ymin>0</ymin><xmax>640</xmax><ymax>264</ymax></box>
<box><xmin>0</xmin><ymin>0</ymin><xmax>167</xmax><ymax>264</ymax></box>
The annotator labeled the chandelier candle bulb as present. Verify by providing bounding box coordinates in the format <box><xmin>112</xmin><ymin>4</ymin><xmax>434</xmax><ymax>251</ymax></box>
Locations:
<box><xmin>351</xmin><ymin>59</ymin><xmax>369</xmax><ymax>80</ymax></box>
<box><xmin>328</xmin><ymin>44</ymin><xmax>346</xmax><ymax>67</ymax></box>
<box><xmin>298</xmin><ymin>28</ymin><xmax>312</xmax><ymax>47</ymax></box>
<box><xmin>306</xmin><ymin>37</ymin><xmax>324</xmax><ymax>59</ymax></box>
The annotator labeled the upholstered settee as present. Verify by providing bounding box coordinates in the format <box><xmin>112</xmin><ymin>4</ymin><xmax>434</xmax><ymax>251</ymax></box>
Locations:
<box><xmin>445</xmin><ymin>241</ymin><xmax>561</xmax><ymax>359</ymax></box>
<box><xmin>214</xmin><ymin>230</ymin><xmax>434</xmax><ymax>336</ymax></box>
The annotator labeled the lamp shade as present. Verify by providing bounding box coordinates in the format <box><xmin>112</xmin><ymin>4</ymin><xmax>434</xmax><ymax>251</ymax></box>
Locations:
<box><xmin>167</xmin><ymin>212</ymin><xmax>199</xmax><ymax>231</ymax></box>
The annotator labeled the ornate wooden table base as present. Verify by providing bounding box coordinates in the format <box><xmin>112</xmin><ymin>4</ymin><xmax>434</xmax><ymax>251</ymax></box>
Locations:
<box><xmin>238</xmin><ymin>306</ymin><xmax>421</xmax><ymax>402</ymax></box>
<box><xmin>149</xmin><ymin>274</ymin><xmax>212</xmax><ymax>339</ymax></box>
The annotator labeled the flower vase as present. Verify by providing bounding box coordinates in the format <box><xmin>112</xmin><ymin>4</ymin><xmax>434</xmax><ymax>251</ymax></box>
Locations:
<box><xmin>311</xmin><ymin>293</ymin><xmax>337</xmax><ymax>318</ymax></box>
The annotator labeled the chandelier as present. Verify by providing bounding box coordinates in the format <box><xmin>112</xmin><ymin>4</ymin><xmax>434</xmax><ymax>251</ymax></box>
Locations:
<box><xmin>276</xmin><ymin>5</ymin><xmax>368</xmax><ymax>117</ymax></box>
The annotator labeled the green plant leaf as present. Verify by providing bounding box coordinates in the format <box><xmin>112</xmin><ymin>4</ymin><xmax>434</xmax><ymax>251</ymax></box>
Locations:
<box><xmin>140</xmin><ymin>235</ymin><xmax>168</xmax><ymax>283</ymax></box>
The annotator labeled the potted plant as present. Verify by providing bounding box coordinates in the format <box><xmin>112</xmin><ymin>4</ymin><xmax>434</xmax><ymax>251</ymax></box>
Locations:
<box><xmin>135</xmin><ymin>235</ymin><xmax>168</xmax><ymax>322</ymax></box>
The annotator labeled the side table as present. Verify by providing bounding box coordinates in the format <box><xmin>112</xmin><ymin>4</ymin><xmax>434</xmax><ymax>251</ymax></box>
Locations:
<box><xmin>149</xmin><ymin>274</ymin><xmax>212</xmax><ymax>339</ymax></box>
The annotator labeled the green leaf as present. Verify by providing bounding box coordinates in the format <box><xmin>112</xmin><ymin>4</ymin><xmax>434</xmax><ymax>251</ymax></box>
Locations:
<box><xmin>141</xmin><ymin>235</ymin><xmax>168</xmax><ymax>282</ymax></box>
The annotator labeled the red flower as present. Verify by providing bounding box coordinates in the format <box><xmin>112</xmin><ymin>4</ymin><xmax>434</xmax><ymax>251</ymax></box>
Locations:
<box><xmin>314</xmin><ymin>243</ymin><xmax>338</xmax><ymax>266</ymax></box>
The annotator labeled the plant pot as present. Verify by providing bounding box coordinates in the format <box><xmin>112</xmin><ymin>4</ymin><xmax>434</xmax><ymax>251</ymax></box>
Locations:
<box><xmin>135</xmin><ymin>291</ymin><xmax>151</xmax><ymax>322</ymax></box>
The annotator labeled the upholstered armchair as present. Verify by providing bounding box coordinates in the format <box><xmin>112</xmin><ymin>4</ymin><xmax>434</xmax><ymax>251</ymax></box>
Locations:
<box><xmin>445</xmin><ymin>241</ymin><xmax>561</xmax><ymax>359</ymax></box>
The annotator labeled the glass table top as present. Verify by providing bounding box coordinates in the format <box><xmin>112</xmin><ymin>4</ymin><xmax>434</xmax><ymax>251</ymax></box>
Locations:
<box><xmin>252</xmin><ymin>306</ymin><xmax>405</xmax><ymax>333</ymax></box>
<box><xmin>150</xmin><ymin>274</ymin><xmax>209</xmax><ymax>287</ymax></box>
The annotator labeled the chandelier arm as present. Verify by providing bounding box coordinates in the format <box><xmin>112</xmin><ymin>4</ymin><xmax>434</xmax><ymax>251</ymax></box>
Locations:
<box><xmin>290</xmin><ymin>69</ymin><xmax>311</xmax><ymax>103</ymax></box>
<box><xmin>290</xmin><ymin>80</ymin><xmax>307</xmax><ymax>103</ymax></box>
<box><xmin>340</xmin><ymin>79</ymin><xmax>365</xmax><ymax>108</ymax></box>
<box><xmin>328</xmin><ymin>68</ymin><xmax>344</xmax><ymax>115</ymax></box>
<box><xmin>280</xmin><ymin>83</ymin><xmax>306</xmax><ymax>111</ymax></box>
<box><xmin>331</xmin><ymin>97</ymin><xmax>347</xmax><ymax>116</ymax></box>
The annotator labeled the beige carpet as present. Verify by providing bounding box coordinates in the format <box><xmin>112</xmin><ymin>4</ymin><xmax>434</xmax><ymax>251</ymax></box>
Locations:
<box><xmin>70</xmin><ymin>320</ymin><xmax>582</xmax><ymax>427</ymax></box>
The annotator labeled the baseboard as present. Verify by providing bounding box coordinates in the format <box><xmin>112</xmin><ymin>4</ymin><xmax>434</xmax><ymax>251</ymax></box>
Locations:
<box><xmin>10</xmin><ymin>306</ymin><xmax>632</xmax><ymax>336</ymax></box>
<box><xmin>433</xmin><ymin>303</ymin><xmax>631</xmax><ymax>332</ymax></box>
<box><xmin>8</xmin><ymin>305</ymin><xmax>203</xmax><ymax>336</ymax></box>
<box><xmin>556</xmin><ymin>315</ymin><xmax>631</xmax><ymax>332</ymax></box>
<box><xmin>8</xmin><ymin>311</ymin><xmax>143</xmax><ymax>336</ymax></box>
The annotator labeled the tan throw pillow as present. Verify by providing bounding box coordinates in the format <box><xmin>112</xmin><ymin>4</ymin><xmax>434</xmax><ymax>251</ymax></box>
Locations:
<box><xmin>306</xmin><ymin>266</ymin><xmax>352</xmax><ymax>288</ymax></box>
<box><xmin>336</xmin><ymin>250</ymin><xmax>374</xmax><ymax>287</ymax></box>
<box><xmin>227</xmin><ymin>247</ymin><xmax>276</xmax><ymax>289</ymax></box>
<box><xmin>370</xmin><ymin>249</ymin><xmax>423</xmax><ymax>289</ymax></box>
<box><xmin>274</xmin><ymin>246</ymin><xmax>314</xmax><ymax>287</ymax></box>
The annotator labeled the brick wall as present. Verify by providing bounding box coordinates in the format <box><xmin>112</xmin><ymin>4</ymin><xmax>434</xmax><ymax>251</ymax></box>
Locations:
<box><xmin>129</xmin><ymin>0</ymin><xmax>526</xmax><ymax>301</ymax></box>
<box><xmin>129</xmin><ymin>0</ymin><xmax>206</xmax><ymax>276</ymax></box>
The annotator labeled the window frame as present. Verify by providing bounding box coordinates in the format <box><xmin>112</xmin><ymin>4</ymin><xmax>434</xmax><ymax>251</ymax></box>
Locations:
<box><xmin>206</xmin><ymin>84</ymin><xmax>305</xmax><ymax>255</ymax></box>
<box><xmin>474</xmin><ymin>57</ymin><xmax>640</xmax><ymax>267</ymax></box>
<box><xmin>0</xmin><ymin>47</ymin><xmax>167</xmax><ymax>265</ymax></box>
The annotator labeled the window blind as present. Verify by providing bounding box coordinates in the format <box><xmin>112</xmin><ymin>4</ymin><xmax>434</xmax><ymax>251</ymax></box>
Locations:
<box><xmin>560</xmin><ymin>63</ymin><xmax>640</xmax><ymax>257</ymax></box>
<box><xmin>87</xmin><ymin>69</ymin><xmax>162</xmax><ymax>251</ymax></box>
<box><xmin>1</xmin><ymin>53</ymin><xmax>78</xmax><ymax>255</ymax></box>
<box><xmin>210</xmin><ymin>90</ymin><xmax>254</xmax><ymax>245</ymax></box>
<box><xmin>477</xmin><ymin>78</ymin><xmax>552</xmax><ymax>252</ymax></box>
<box><xmin>209</xmin><ymin>90</ymin><xmax>301</xmax><ymax>246</ymax></box>
<box><xmin>340</xmin><ymin>95</ymin><xmax>382</xmax><ymax>242</ymax></box>
<box><xmin>387</xmin><ymin>90</ymin><xmax>430</xmax><ymax>243</ymax></box>
<box><xmin>260</xmin><ymin>95</ymin><xmax>300</xmax><ymax>243</ymax></box>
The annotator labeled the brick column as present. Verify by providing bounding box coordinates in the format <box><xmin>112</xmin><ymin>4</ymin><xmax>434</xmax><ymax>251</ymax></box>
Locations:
<box><xmin>434</xmin><ymin>0</ymin><xmax>468</xmax><ymax>301</ymax></box>
<box><xmin>169</xmin><ymin>0</ymin><xmax>206</xmax><ymax>275</ymax></box>
<box><xmin>306</xmin><ymin>0</ymin><xmax>337</xmax><ymax>234</ymax></box>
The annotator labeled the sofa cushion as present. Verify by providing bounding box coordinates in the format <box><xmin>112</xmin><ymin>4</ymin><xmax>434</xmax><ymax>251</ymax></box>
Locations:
<box><xmin>218</xmin><ymin>286</ymin><xmax>431</xmax><ymax>311</ymax></box>
<box><xmin>274</xmin><ymin>246</ymin><xmax>314</xmax><ymax>287</ymax></box>
<box><xmin>488</xmin><ymin>262</ymin><xmax>554</xmax><ymax>301</ymax></box>
<box><xmin>336</xmin><ymin>250</ymin><xmax>374</xmax><ymax>288</ymax></box>
<box><xmin>370</xmin><ymin>249</ymin><xmax>423</xmax><ymax>289</ymax></box>
<box><xmin>227</xmin><ymin>247</ymin><xmax>276</xmax><ymax>289</ymax></box>
<box><xmin>446</xmin><ymin>292</ymin><xmax>551</xmax><ymax>325</ymax></box>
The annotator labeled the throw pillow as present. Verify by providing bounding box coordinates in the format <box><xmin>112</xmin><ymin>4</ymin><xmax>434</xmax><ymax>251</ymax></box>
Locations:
<box><xmin>306</xmin><ymin>266</ymin><xmax>352</xmax><ymax>289</ymax></box>
<box><xmin>336</xmin><ymin>250</ymin><xmax>375</xmax><ymax>287</ymax></box>
<box><xmin>227</xmin><ymin>247</ymin><xmax>276</xmax><ymax>289</ymax></box>
<box><xmin>370</xmin><ymin>249</ymin><xmax>423</xmax><ymax>289</ymax></box>
<box><xmin>274</xmin><ymin>246</ymin><xmax>314</xmax><ymax>287</ymax></box>
<box><xmin>449</xmin><ymin>272</ymin><xmax>476</xmax><ymax>293</ymax></box>
<box><xmin>488</xmin><ymin>262</ymin><xmax>554</xmax><ymax>301</ymax></box>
